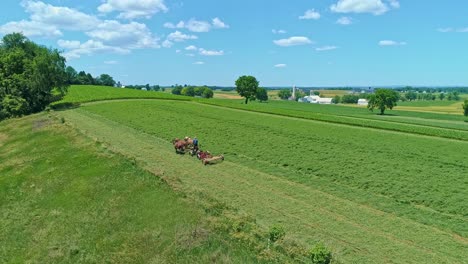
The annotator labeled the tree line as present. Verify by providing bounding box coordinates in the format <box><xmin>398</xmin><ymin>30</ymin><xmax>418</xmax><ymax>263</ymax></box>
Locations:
<box><xmin>171</xmin><ymin>85</ymin><xmax>214</xmax><ymax>98</ymax></box>
<box><xmin>0</xmin><ymin>33</ymin><xmax>68</xmax><ymax>120</ymax></box>
<box><xmin>65</xmin><ymin>66</ymin><xmax>116</xmax><ymax>87</ymax></box>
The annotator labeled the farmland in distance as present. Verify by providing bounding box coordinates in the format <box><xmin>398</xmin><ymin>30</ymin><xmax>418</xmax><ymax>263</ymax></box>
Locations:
<box><xmin>48</xmin><ymin>86</ymin><xmax>467</xmax><ymax>263</ymax></box>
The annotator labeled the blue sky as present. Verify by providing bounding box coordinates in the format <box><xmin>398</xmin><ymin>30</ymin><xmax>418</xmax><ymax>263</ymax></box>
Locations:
<box><xmin>1</xmin><ymin>0</ymin><xmax>468</xmax><ymax>87</ymax></box>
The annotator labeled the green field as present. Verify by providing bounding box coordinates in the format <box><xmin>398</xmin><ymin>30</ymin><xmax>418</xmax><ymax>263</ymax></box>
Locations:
<box><xmin>3</xmin><ymin>85</ymin><xmax>468</xmax><ymax>263</ymax></box>
<box><xmin>0</xmin><ymin>115</ymin><xmax>264</xmax><ymax>263</ymax></box>
<box><xmin>56</xmin><ymin>85</ymin><xmax>187</xmax><ymax>105</ymax></box>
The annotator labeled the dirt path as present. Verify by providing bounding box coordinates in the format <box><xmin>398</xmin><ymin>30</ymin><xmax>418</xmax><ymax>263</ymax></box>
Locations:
<box><xmin>56</xmin><ymin>108</ymin><xmax>468</xmax><ymax>263</ymax></box>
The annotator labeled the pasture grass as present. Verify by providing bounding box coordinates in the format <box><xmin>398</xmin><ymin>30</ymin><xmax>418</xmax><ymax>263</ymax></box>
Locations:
<box><xmin>0</xmin><ymin>114</ymin><xmax>264</xmax><ymax>263</ymax></box>
<box><xmin>56</xmin><ymin>85</ymin><xmax>187</xmax><ymax>105</ymax></box>
<box><xmin>54</xmin><ymin>102</ymin><xmax>468</xmax><ymax>263</ymax></box>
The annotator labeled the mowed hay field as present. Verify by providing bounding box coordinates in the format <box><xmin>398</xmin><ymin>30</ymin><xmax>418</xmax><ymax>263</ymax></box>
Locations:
<box><xmin>0</xmin><ymin>115</ymin><xmax>263</xmax><ymax>263</ymax></box>
<box><xmin>50</xmin><ymin>86</ymin><xmax>468</xmax><ymax>263</ymax></box>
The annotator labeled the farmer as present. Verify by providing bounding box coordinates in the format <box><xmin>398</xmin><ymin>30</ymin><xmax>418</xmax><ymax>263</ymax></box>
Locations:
<box><xmin>193</xmin><ymin>137</ymin><xmax>199</xmax><ymax>152</ymax></box>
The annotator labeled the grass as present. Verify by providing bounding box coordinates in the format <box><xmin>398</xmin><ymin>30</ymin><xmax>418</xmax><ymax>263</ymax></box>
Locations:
<box><xmin>56</xmin><ymin>99</ymin><xmax>468</xmax><ymax>263</ymax></box>
<box><xmin>55</xmin><ymin>85</ymin><xmax>188</xmax><ymax>105</ymax></box>
<box><xmin>0</xmin><ymin>114</ymin><xmax>263</xmax><ymax>263</ymax></box>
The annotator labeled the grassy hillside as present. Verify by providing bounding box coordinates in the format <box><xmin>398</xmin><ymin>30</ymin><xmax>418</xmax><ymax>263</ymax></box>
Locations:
<box><xmin>0</xmin><ymin>115</ymin><xmax>263</xmax><ymax>263</ymax></box>
<box><xmin>53</xmin><ymin>99</ymin><xmax>468</xmax><ymax>263</ymax></box>
<box><xmin>56</xmin><ymin>85</ymin><xmax>187</xmax><ymax>105</ymax></box>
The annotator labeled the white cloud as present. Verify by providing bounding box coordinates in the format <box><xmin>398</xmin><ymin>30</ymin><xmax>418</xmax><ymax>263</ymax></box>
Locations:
<box><xmin>437</xmin><ymin>28</ymin><xmax>453</xmax><ymax>33</ymax></box>
<box><xmin>0</xmin><ymin>0</ymin><xmax>100</xmax><ymax>37</ymax></box>
<box><xmin>185</xmin><ymin>45</ymin><xmax>197</xmax><ymax>51</ymax></box>
<box><xmin>388</xmin><ymin>0</ymin><xmax>400</xmax><ymax>8</ymax></box>
<box><xmin>437</xmin><ymin>27</ymin><xmax>468</xmax><ymax>33</ymax></box>
<box><xmin>0</xmin><ymin>20</ymin><xmax>62</xmax><ymax>37</ymax></box>
<box><xmin>273</xmin><ymin>36</ymin><xmax>313</xmax><ymax>47</ymax></box>
<box><xmin>23</xmin><ymin>0</ymin><xmax>99</xmax><ymax>31</ymax></box>
<box><xmin>378</xmin><ymin>40</ymin><xmax>406</xmax><ymax>46</ymax></box>
<box><xmin>274</xmin><ymin>64</ymin><xmax>287</xmax><ymax>68</ymax></box>
<box><xmin>57</xmin><ymin>39</ymin><xmax>81</xmax><ymax>49</ymax></box>
<box><xmin>199</xmin><ymin>48</ymin><xmax>224</xmax><ymax>56</ymax></box>
<box><xmin>162</xmin><ymin>40</ymin><xmax>173</xmax><ymax>48</ymax></box>
<box><xmin>175</xmin><ymin>49</ymin><xmax>181</xmax><ymax>53</ymax></box>
<box><xmin>336</xmin><ymin>16</ymin><xmax>353</xmax><ymax>25</ymax></box>
<box><xmin>86</xmin><ymin>20</ymin><xmax>159</xmax><ymax>49</ymax></box>
<box><xmin>98</xmin><ymin>0</ymin><xmax>168</xmax><ymax>19</ymax></box>
<box><xmin>104</xmin><ymin>60</ymin><xmax>118</xmax><ymax>64</ymax></box>
<box><xmin>299</xmin><ymin>9</ymin><xmax>321</xmax><ymax>20</ymax></box>
<box><xmin>316</xmin><ymin>46</ymin><xmax>338</xmax><ymax>51</ymax></box>
<box><xmin>186</xmin><ymin>53</ymin><xmax>195</xmax><ymax>57</ymax></box>
<box><xmin>62</xmin><ymin>39</ymin><xmax>130</xmax><ymax>60</ymax></box>
<box><xmin>167</xmin><ymin>31</ymin><xmax>198</xmax><ymax>42</ymax></box>
<box><xmin>193</xmin><ymin>61</ymin><xmax>204</xmax><ymax>65</ymax></box>
<box><xmin>164</xmin><ymin>18</ymin><xmax>229</xmax><ymax>32</ymax></box>
<box><xmin>330</xmin><ymin>0</ymin><xmax>398</xmax><ymax>15</ymax></box>
<box><xmin>163</xmin><ymin>22</ymin><xmax>175</xmax><ymax>28</ymax></box>
<box><xmin>212</xmin><ymin>17</ymin><xmax>229</xmax><ymax>29</ymax></box>
<box><xmin>272</xmin><ymin>29</ymin><xmax>287</xmax><ymax>34</ymax></box>
<box><xmin>185</xmin><ymin>19</ymin><xmax>211</xmax><ymax>32</ymax></box>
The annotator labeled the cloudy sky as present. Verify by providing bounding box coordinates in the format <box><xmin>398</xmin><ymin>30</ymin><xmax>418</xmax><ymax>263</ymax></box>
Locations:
<box><xmin>1</xmin><ymin>0</ymin><xmax>468</xmax><ymax>86</ymax></box>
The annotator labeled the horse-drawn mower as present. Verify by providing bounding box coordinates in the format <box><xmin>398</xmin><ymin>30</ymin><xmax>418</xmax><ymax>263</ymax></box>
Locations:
<box><xmin>172</xmin><ymin>137</ymin><xmax>224</xmax><ymax>165</ymax></box>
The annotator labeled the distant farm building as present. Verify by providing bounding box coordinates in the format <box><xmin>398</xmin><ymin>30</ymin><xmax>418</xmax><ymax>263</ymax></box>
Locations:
<box><xmin>358</xmin><ymin>99</ymin><xmax>368</xmax><ymax>106</ymax></box>
<box><xmin>300</xmin><ymin>95</ymin><xmax>333</xmax><ymax>104</ymax></box>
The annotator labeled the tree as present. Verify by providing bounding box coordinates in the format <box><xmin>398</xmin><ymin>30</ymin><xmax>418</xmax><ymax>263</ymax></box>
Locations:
<box><xmin>313</xmin><ymin>91</ymin><xmax>321</xmax><ymax>96</ymax></box>
<box><xmin>277</xmin><ymin>89</ymin><xmax>292</xmax><ymax>100</ymax></box>
<box><xmin>463</xmin><ymin>100</ymin><xmax>468</xmax><ymax>117</ymax></box>
<box><xmin>367</xmin><ymin>89</ymin><xmax>399</xmax><ymax>115</ymax></box>
<box><xmin>0</xmin><ymin>33</ymin><xmax>68</xmax><ymax>120</ymax></box>
<box><xmin>332</xmin><ymin>95</ymin><xmax>341</xmax><ymax>104</ymax></box>
<box><xmin>98</xmin><ymin>74</ymin><xmax>116</xmax><ymax>86</ymax></box>
<box><xmin>171</xmin><ymin>86</ymin><xmax>183</xmax><ymax>95</ymax></box>
<box><xmin>405</xmin><ymin>91</ymin><xmax>417</xmax><ymax>101</ymax></box>
<box><xmin>235</xmin><ymin>75</ymin><xmax>259</xmax><ymax>104</ymax></box>
<box><xmin>256</xmin><ymin>88</ymin><xmax>268</xmax><ymax>102</ymax></box>
<box><xmin>65</xmin><ymin>66</ymin><xmax>77</xmax><ymax>84</ymax></box>
<box><xmin>202</xmin><ymin>87</ymin><xmax>214</xmax><ymax>98</ymax></box>
<box><xmin>439</xmin><ymin>93</ymin><xmax>445</xmax><ymax>100</ymax></box>
<box><xmin>181</xmin><ymin>86</ymin><xmax>195</xmax><ymax>96</ymax></box>
<box><xmin>341</xmin><ymin>94</ymin><xmax>359</xmax><ymax>104</ymax></box>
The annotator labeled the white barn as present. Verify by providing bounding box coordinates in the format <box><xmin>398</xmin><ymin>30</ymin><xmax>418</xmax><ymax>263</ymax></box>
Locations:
<box><xmin>358</xmin><ymin>99</ymin><xmax>368</xmax><ymax>106</ymax></box>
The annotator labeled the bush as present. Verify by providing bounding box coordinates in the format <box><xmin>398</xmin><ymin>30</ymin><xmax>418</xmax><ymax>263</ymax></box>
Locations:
<box><xmin>308</xmin><ymin>243</ymin><xmax>332</xmax><ymax>264</ymax></box>
<box><xmin>269</xmin><ymin>225</ymin><xmax>285</xmax><ymax>242</ymax></box>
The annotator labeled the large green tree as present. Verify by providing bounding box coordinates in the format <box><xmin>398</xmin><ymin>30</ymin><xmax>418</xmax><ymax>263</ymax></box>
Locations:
<box><xmin>277</xmin><ymin>89</ymin><xmax>292</xmax><ymax>100</ymax></box>
<box><xmin>463</xmin><ymin>99</ymin><xmax>468</xmax><ymax>117</ymax></box>
<box><xmin>0</xmin><ymin>33</ymin><xmax>67</xmax><ymax>120</ymax></box>
<box><xmin>367</xmin><ymin>89</ymin><xmax>399</xmax><ymax>115</ymax></box>
<box><xmin>256</xmin><ymin>87</ymin><xmax>268</xmax><ymax>102</ymax></box>
<box><xmin>235</xmin><ymin>75</ymin><xmax>259</xmax><ymax>104</ymax></box>
<box><xmin>97</xmin><ymin>74</ymin><xmax>116</xmax><ymax>86</ymax></box>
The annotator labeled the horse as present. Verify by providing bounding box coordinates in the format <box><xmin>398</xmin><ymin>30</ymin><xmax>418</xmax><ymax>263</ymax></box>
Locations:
<box><xmin>173</xmin><ymin>139</ymin><xmax>188</xmax><ymax>154</ymax></box>
<box><xmin>202</xmin><ymin>155</ymin><xmax>224</xmax><ymax>165</ymax></box>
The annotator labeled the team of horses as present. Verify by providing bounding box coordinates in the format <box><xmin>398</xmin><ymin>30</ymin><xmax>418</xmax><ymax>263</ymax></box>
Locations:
<box><xmin>171</xmin><ymin>137</ymin><xmax>224</xmax><ymax>165</ymax></box>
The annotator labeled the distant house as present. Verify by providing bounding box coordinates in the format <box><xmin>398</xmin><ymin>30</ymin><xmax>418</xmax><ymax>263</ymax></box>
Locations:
<box><xmin>317</xmin><ymin>98</ymin><xmax>333</xmax><ymax>104</ymax></box>
<box><xmin>301</xmin><ymin>95</ymin><xmax>333</xmax><ymax>104</ymax></box>
<box><xmin>141</xmin><ymin>88</ymin><xmax>147</xmax><ymax>91</ymax></box>
<box><xmin>358</xmin><ymin>99</ymin><xmax>368</xmax><ymax>106</ymax></box>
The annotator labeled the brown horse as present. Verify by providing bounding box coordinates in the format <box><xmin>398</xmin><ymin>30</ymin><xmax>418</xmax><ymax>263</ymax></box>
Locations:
<box><xmin>173</xmin><ymin>138</ymin><xmax>188</xmax><ymax>153</ymax></box>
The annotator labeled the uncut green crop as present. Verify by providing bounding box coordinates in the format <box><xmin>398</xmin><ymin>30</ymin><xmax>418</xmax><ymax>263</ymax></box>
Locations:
<box><xmin>83</xmin><ymin>100</ymin><xmax>468</xmax><ymax>238</ymax></box>
<box><xmin>199</xmin><ymin>99</ymin><xmax>468</xmax><ymax>140</ymax></box>
<box><xmin>58</xmin><ymin>85</ymin><xmax>188</xmax><ymax>104</ymax></box>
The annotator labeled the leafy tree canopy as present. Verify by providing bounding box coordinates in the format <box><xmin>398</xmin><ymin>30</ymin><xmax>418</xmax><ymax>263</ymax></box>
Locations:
<box><xmin>278</xmin><ymin>89</ymin><xmax>292</xmax><ymax>100</ymax></box>
<box><xmin>256</xmin><ymin>87</ymin><xmax>268</xmax><ymax>102</ymax></box>
<box><xmin>0</xmin><ymin>33</ymin><xmax>67</xmax><ymax>120</ymax></box>
<box><xmin>462</xmin><ymin>99</ymin><xmax>468</xmax><ymax>117</ymax></box>
<box><xmin>235</xmin><ymin>75</ymin><xmax>259</xmax><ymax>104</ymax></box>
<box><xmin>367</xmin><ymin>89</ymin><xmax>399</xmax><ymax>115</ymax></box>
